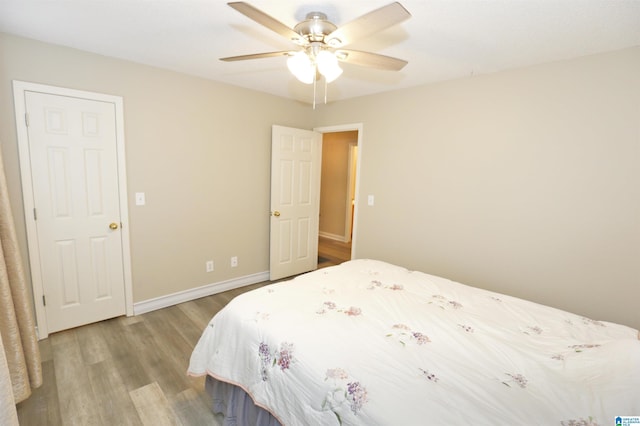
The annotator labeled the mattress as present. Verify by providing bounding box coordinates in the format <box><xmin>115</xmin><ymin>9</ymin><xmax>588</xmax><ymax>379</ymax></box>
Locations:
<box><xmin>188</xmin><ymin>259</ymin><xmax>640</xmax><ymax>425</ymax></box>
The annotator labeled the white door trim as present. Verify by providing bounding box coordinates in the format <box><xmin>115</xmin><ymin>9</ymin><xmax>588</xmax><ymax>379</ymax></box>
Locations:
<box><xmin>345</xmin><ymin>142</ymin><xmax>357</xmax><ymax>243</ymax></box>
<box><xmin>313</xmin><ymin>123</ymin><xmax>363</xmax><ymax>260</ymax></box>
<box><xmin>12</xmin><ymin>80</ymin><xmax>134</xmax><ymax>339</ymax></box>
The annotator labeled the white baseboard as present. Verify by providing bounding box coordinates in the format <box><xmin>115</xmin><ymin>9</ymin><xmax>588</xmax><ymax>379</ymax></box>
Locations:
<box><xmin>319</xmin><ymin>231</ymin><xmax>348</xmax><ymax>242</ymax></box>
<box><xmin>133</xmin><ymin>271</ymin><xmax>270</xmax><ymax>315</ymax></box>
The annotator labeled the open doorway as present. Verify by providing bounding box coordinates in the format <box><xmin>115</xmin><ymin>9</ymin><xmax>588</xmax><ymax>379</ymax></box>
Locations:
<box><xmin>315</xmin><ymin>126</ymin><xmax>360</xmax><ymax>268</ymax></box>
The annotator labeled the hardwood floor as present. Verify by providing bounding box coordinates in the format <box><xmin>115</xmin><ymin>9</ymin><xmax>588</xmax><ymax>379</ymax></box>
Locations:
<box><xmin>317</xmin><ymin>236</ymin><xmax>351</xmax><ymax>268</ymax></box>
<box><xmin>16</xmin><ymin>283</ymin><xmax>269</xmax><ymax>426</ymax></box>
<box><xmin>17</xmin><ymin>238</ymin><xmax>350</xmax><ymax>425</ymax></box>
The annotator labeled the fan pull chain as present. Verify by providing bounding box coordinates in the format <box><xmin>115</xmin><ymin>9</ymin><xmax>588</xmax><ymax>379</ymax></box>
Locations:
<box><xmin>324</xmin><ymin>78</ymin><xmax>328</xmax><ymax>105</ymax></box>
<box><xmin>313</xmin><ymin>76</ymin><xmax>317</xmax><ymax>110</ymax></box>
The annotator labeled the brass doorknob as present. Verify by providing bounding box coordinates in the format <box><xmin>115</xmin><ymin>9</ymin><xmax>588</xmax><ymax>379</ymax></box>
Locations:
<box><xmin>109</xmin><ymin>222</ymin><xmax>119</xmax><ymax>230</ymax></box>
<box><xmin>273</xmin><ymin>211</ymin><xmax>281</xmax><ymax>217</ymax></box>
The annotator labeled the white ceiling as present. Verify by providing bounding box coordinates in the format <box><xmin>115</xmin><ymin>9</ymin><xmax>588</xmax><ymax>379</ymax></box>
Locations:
<box><xmin>1</xmin><ymin>1</ymin><xmax>639</xmax><ymax>104</ymax></box>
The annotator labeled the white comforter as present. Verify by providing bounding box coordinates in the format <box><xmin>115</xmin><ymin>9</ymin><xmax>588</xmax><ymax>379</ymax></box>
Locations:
<box><xmin>188</xmin><ymin>259</ymin><xmax>640</xmax><ymax>425</ymax></box>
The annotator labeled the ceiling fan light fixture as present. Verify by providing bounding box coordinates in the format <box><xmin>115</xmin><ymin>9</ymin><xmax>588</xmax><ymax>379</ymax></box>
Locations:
<box><xmin>316</xmin><ymin>50</ymin><xmax>343</xmax><ymax>83</ymax></box>
<box><xmin>287</xmin><ymin>51</ymin><xmax>315</xmax><ymax>84</ymax></box>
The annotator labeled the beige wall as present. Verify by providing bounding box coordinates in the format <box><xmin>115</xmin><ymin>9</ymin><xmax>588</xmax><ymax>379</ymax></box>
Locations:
<box><xmin>0</xmin><ymin>33</ymin><xmax>314</xmax><ymax>302</ymax></box>
<box><xmin>319</xmin><ymin>131</ymin><xmax>357</xmax><ymax>238</ymax></box>
<box><xmin>317</xmin><ymin>47</ymin><xmax>640</xmax><ymax>329</ymax></box>
<box><xmin>2</xmin><ymin>32</ymin><xmax>639</xmax><ymax>330</ymax></box>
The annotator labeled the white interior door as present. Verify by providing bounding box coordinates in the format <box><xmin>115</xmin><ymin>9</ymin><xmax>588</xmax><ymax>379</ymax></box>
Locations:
<box><xmin>17</xmin><ymin>85</ymin><xmax>130</xmax><ymax>335</ymax></box>
<box><xmin>270</xmin><ymin>125</ymin><xmax>322</xmax><ymax>281</ymax></box>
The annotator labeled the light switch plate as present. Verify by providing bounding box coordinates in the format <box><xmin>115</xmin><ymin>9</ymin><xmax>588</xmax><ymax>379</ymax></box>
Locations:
<box><xmin>367</xmin><ymin>195</ymin><xmax>374</xmax><ymax>206</ymax></box>
<box><xmin>135</xmin><ymin>192</ymin><xmax>146</xmax><ymax>206</ymax></box>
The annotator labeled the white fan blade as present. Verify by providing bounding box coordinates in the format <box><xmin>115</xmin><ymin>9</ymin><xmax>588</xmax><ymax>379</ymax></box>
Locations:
<box><xmin>326</xmin><ymin>2</ymin><xmax>411</xmax><ymax>47</ymax></box>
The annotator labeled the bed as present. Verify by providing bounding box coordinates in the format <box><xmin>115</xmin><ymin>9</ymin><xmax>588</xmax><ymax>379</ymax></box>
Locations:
<box><xmin>188</xmin><ymin>259</ymin><xmax>640</xmax><ymax>425</ymax></box>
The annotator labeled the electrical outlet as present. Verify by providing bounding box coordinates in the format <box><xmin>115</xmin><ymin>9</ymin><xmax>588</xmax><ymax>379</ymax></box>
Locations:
<box><xmin>206</xmin><ymin>260</ymin><xmax>214</xmax><ymax>272</ymax></box>
<box><xmin>135</xmin><ymin>192</ymin><xmax>146</xmax><ymax>206</ymax></box>
<box><xmin>231</xmin><ymin>256</ymin><xmax>238</xmax><ymax>267</ymax></box>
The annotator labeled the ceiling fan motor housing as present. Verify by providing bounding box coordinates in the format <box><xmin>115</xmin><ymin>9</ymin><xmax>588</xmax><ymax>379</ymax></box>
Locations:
<box><xmin>294</xmin><ymin>12</ymin><xmax>338</xmax><ymax>44</ymax></box>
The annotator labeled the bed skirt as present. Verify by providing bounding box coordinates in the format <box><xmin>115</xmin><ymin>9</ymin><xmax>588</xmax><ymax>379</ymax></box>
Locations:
<box><xmin>205</xmin><ymin>376</ymin><xmax>282</xmax><ymax>426</ymax></box>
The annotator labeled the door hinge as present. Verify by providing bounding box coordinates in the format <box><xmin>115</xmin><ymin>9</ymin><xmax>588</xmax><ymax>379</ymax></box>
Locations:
<box><xmin>42</xmin><ymin>295</ymin><xmax>46</xmax><ymax>306</ymax></box>
<box><xmin>33</xmin><ymin>208</ymin><xmax>37</xmax><ymax>221</ymax></box>
<box><xmin>25</xmin><ymin>112</ymin><xmax>29</xmax><ymax>127</ymax></box>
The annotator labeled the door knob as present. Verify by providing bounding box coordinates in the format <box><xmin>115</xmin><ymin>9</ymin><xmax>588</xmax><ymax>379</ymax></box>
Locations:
<box><xmin>273</xmin><ymin>211</ymin><xmax>281</xmax><ymax>217</ymax></box>
<box><xmin>109</xmin><ymin>222</ymin><xmax>119</xmax><ymax>230</ymax></box>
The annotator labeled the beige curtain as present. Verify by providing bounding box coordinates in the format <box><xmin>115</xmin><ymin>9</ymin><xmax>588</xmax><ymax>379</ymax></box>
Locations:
<box><xmin>1</xmin><ymin>333</ymin><xmax>19</xmax><ymax>426</ymax></box>
<box><xmin>0</xmin><ymin>145</ymin><xmax>42</xmax><ymax>418</ymax></box>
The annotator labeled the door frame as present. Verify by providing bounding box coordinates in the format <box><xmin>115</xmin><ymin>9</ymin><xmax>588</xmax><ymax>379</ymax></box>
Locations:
<box><xmin>345</xmin><ymin>142</ymin><xmax>358</xmax><ymax>243</ymax></box>
<box><xmin>12</xmin><ymin>80</ymin><xmax>134</xmax><ymax>339</ymax></box>
<box><xmin>313</xmin><ymin>123</ymin><xmax>363</xmax><ymax>260</ymax></box>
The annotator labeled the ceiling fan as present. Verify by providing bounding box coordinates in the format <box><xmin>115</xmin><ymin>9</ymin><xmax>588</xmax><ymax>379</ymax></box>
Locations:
<box><xmin>221</xmin><ymin>2</ymin><xmax>411</xmax><ymax>86</ymax></box>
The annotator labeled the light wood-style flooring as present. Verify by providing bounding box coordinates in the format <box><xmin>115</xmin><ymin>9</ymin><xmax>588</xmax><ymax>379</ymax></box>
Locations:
<box><xmin>17</xmin><ymin>282</ymin><xmax>270</xmax><ymax>426</ymax></box>
<box><xmin>317</xmin><ymin>236</ymin><xmax>351</xmax><ymax>268</ymax></box>
<box><xmin>17</xmin><ymin>238</ymin><xmax>351</xmax><ymax>425</ymax></box>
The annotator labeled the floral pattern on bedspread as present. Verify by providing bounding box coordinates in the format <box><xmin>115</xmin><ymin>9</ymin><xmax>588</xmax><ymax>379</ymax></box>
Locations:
<box><xmin>502</xmin><ymin>373</ymin><xmax>528</xmax><ymax>389</ymax></box>
<box><xmin>419</xmin><ymin>368</ymin><xmax>440</xmax><ymax>383</ymax></box>
<box><xmin>386</xmin><ymin>323</ymin><xmax>431</xmax><ymax>346</ymax></box>
<box><xmin>458</xmin><ymin>323</ymin><xmax>475</xmax><ymax>333</ymax></box>
<box><xmin>258</xmin><ymin>341</ymin><xmax>295</xmax><ymax>381</ymax></box>
<box><xmin>551</xmin><ymin>343</ymin><xmax>603</xmax><ymax>361</ymax></box>
<box><xmin>428</xmin><ymin>294</ymin><xmax>464</xmax><ymax>309</ymax></box>
<box><xmin>316</xmin><ymin>301</ymin><xmax>362</xmax><ymax>316</ymax></box>
<box><xmin>367</xmin><ymin>279</ymin><xmax>403</xmax><ymax>291</ymax></box>
<box><xmin>522</xmin><ymin>325</ymin><xmax>544</xmax><ymax>335</ymax></box>
<box><xmin>561</xmin><ymin>417</ymin><xmax>600</xmax><ymax>426</ymax></box>
<box><xmin>188</xmin><ymin>259</ymin><xmax>640</xmax><ymax>426</ymax></box>
<box><xmin>322</xmin><ymin>368</ymin><xmax>369</xmax><ymax>424</ymax></box>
